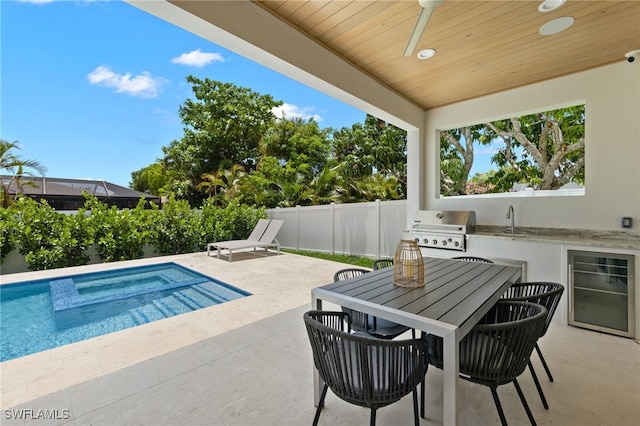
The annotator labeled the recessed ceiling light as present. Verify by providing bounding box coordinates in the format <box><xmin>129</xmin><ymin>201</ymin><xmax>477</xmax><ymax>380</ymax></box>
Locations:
<box><xmin>417</xmin><ymin>48</ymin><xmax>436</xmax><ymax>60</ymax></box>
<box><xmin>539</xmin><ymin>16</ymin><xmax>574</xmax><ymax>36</ymax></box>
<box><xmin>538</xmin><ymin>0</ymin><xmax>566</xmax><ymax>13</ymax></box>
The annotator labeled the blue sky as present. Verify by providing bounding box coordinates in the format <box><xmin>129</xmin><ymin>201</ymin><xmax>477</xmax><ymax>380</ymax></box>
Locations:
<box><xmin>1</xmin><ymin>0</ymin><xmax>367</xmax><ymax>188</ymax></box>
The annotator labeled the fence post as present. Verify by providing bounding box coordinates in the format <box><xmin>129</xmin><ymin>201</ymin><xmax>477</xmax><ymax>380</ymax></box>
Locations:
<box><xmin>375</xmin><ymin>199</ymin><xmax>381</xmax><ymax>259</ymax></box>
<box><xmin>296</xmin><ymin>205</ymin><xmax>301</xmax><ymax>251</ymax></box>
<box><xmin>331</xmin><ymin>202</ymin><xmax>335</xmax><ymax>255</ymax></box>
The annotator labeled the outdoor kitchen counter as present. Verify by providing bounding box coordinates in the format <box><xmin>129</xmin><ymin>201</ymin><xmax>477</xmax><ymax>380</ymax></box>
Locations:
<box><xmin>471</xmin><ymin>225</ymin><xmax>640</xmax><ymax>251</ymax></box>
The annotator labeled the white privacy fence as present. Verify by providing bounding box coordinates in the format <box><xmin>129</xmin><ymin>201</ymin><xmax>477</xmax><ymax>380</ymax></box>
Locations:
<box><xmin>266</xmin><ymin>199</ymin><xmax>408</xmax><ymax>259</ymax></box>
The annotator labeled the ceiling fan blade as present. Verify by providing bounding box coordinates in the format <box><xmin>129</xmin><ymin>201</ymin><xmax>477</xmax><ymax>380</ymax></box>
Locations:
<box><xmin>403</xmin><ymin>0</ymin><xmax>444</xmax><ymax>57</ymax></box>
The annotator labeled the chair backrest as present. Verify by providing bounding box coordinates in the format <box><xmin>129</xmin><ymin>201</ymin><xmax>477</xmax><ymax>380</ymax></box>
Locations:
<box><xmin>373</xmin><ymin>259</ymin><xmax>394</xmax><ymax>270</ymax></box>
<box><xmin>333</xmin><ymin>268</ymin><xmax>371</xmax><ymax>332</ymax></box>
<box><xmin>333</xmin><ymin>268</ymin><xmax>369</xmax><ymax>282</ymax></box>
<box><xmin>500</xmin><ymin>282</ymin><xmax>564</xmax><ymax>336</ymax></box>
<box><xmin>452</xmin><ymin>256</ymin><xmax>494</xmax><ymax>263</ymax></box>
<box><xmin>247</xmin><ymin>218</ymin><xmax>271</xmax><ymax>241</ymax></box>
<box><xmin>460</xmin><ymin>301</ymin><xmax>547</xmax><ymax>383</ymax></box>
<box><xmin>258</xmin><ymin>219</ymin><xmax>283</xmax><ymax>243</ymax></box>
<box><xmin>303</xmin><ymin>310</ymin><xmax>428</xmax><ymax>409</ymax></box>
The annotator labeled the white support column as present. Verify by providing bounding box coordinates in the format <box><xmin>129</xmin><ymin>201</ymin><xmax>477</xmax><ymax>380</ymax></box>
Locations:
<box><xmin>406</xmin><ymin>128</ymin><xmax>424</xmax><ymax>226</ymax></box>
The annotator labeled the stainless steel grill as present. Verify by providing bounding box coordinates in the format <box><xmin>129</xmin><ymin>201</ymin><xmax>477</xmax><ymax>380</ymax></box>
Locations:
<box><xmin>403</xmin><ymin>210</ymin><xmax>476</xmax><ymax>252</ymax></box>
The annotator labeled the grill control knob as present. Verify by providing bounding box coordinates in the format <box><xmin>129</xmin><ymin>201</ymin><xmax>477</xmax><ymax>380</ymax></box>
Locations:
<box><xmin>454</xmin><ymin>241</ymin><xmax>460</xmax><ymax>247</ymax></box>
<box><xmin>414</xmin><ymin>238</ymin><xmax>420</xmax><ymax>244</ymax></box>
<box><xmin>432</xmin><ymin>239</ymin><xmax>438</xmax><ymax>245</ymax></box>
<box><xmin>442</xmin><ymin>240</ymin><xmax>447</xmax><ymax>246</ymax></box>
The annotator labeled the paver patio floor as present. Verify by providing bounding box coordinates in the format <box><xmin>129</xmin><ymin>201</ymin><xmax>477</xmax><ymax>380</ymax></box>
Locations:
<box><xmin>1</xmin><ymin>251</ymin><xmax>638</xmax><ymax>425</ymax></box>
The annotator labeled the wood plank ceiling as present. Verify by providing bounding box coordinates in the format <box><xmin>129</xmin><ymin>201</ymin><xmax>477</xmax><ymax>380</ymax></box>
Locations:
<box><xmin>256</xmin><ymin>1</ymin><xmax>640</xmax><ymax>110</ymax></box>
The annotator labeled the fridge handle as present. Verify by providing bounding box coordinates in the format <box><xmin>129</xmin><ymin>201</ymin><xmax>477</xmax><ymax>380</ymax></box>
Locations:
<box><xmin>568</xmin><ymin>263</ymin><xmax>573</xmax><ymax>314</ymax></box>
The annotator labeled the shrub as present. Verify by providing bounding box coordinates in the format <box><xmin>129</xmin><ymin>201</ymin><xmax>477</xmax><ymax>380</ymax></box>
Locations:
<box><xmin>1</xmin><ymin>195</ymin><xmax>267</xmax><ymax>269</ymax></box>
<box><xmin>150</xmin><ymin>197</ymin><xmax>202</xmax><ymax>255</ymax></box>
<box><xmin>84</xmin><ymin>194</ymin><xmax>154</xmax><ymax>262</ymax></box>
<box><xmin>200</xmin><ymin>198</ymin><xmax>267</xmax><ymax>245</ymax></box>
<box><xmin>13</xmin><ymin>196</ymin><xmax>92</xmax><ymax>270</ymax></box>
<box><xmin>0</xmin><ymin>208</ymin><xmax>18</xmax><ymax>261</ymax></box>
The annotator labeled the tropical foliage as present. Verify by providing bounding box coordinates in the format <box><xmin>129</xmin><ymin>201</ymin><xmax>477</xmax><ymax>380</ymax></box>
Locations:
<box><xmin>0</xmin><ymin>139</ymin><xmax>47</xmax><ymax>208</ymax></box>
<box><xmin>1</xmin><ymin>194</ymin><xmax>266</xmax><ymax>271</ymax></box>
<box><xmin>440</xmin><ymin>104</ymin><xmax>585</xmax><ymax>196</ymax></box>
<box><xmin>130</xmin><ymin>78</ymin><xmax>408</xmax><ymax>208</ymax></box>
<box><xmin>11</xmin><ymin>196</ymin><xmax>92</xmax><ymax>270</ymax></box>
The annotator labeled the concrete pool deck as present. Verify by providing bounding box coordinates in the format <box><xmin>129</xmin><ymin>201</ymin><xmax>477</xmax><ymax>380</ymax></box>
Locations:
<box><xmin>1</xmin><ymin>250</ymin><xmax>639</xmax><ymax>425</ymax></box>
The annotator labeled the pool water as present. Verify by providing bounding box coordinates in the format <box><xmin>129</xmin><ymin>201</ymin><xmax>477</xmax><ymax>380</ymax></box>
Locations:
<box><xmin>0</xmin><ymin>263</ymin><xmax>251</xmax><ymax>362</ymax></box>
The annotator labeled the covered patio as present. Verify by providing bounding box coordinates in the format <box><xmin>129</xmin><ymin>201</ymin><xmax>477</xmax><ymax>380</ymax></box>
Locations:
<box><xmin>1</xmin><ymin>251</ymin><xmax>638</xmax><ymax>425</ymax></box>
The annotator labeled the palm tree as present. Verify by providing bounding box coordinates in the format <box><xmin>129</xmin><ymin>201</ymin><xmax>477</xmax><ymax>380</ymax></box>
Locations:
<box><xmin>0</xmin><ymin>139</ymin><xmax>47</xmax><ymax>208</ymax></box>
<box><xmin>197</xmin><ymin>164</ymin><xmax>246</xmax><ymax>207</ymax></box>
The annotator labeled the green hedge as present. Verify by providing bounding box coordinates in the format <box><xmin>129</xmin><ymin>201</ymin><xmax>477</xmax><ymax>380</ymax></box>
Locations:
<box><xmin>0</xmin><ymin>195</ymin><xmax>266</xmax><ymax>271</ymax></box>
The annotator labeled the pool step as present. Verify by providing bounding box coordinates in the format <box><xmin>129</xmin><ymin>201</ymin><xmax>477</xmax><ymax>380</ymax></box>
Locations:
<box><xmin>50</xmin><ymin>276</ymin><xmax>210</xmax><ymax>312</ymax></box>
<box><xmin>173</xmin><ymin>289</ymin><xmax>215</xmax><ymax>309</ymax></box>
<box><xmin>193</xmin><ymin>281</ymin><xmax>249</xmax><ymax>302</ymax></box>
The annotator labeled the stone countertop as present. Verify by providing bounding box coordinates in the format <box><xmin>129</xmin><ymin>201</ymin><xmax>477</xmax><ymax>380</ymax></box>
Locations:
<box><xmin>471</xmin><ymin>225</ymin><xmax>640</xmax><ymax>251</ymax></box>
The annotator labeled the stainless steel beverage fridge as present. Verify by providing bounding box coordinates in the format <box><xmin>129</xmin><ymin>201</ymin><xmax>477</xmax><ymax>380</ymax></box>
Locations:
<box><xmin>568</xmin><ymin>250</ymin><xmax>635</xmax><ymax>338</ymax></box>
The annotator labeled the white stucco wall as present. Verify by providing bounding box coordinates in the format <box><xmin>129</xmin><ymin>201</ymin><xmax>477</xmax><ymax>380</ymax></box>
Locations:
<box><xmin>422</xmin><ymin>62</ymin><xmax>640</xmax><ymax>233</ymax></box>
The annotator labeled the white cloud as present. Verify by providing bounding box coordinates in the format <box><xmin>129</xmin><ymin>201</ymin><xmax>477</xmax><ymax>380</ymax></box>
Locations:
<box><xmin>272</xmin><ymin>103</ymin><xmax>322</xmax><ymax>122</ymax></box>
<box><xmin>87</xmin><ymin>66</ymin><xmax>165</xmax><ymax>98</ymax></box>
<box><xmin>171</xmin><ymin>49</ymin><xmax>225</xmax><ymax>68</ymax></box>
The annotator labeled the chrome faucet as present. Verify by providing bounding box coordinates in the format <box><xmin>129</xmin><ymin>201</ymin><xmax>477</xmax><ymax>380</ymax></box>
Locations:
<box><xmin>506</xmin><ymin>205</ymin><xmax>515</xmax><ymax>234</ymax></box>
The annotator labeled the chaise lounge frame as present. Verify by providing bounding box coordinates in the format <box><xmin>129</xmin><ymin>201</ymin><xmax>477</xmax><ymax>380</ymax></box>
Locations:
<box><xmin>206</xmin><ymin>219</ymin><xmax>283</xmax><ymax>262</ymax></box>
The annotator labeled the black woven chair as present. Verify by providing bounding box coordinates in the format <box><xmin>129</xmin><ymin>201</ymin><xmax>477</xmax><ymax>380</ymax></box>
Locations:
<box><xmin>303</xmin><ymin>310</ymin><xmax>429</xmax><ymax>426</ymax></box>
<box><xmin>334</xmin><ymin>268</ymin><xmax>410</xmax><ymax>340</ymax></box>
<box><xmin>500</xmin><ymin>282</ymin><xmax>565</xmax><ymax>409</ymax></box>
<box><xmin>334</xmin><ymin>268</ymin><xmax>370</xmax><ymax>282</ymax></box>
<box><xmin>421</xmin><ymin>301</ymin><xmax>547</xmax><ymax>425</ymax></box>
<box><xmin>372</xmin><ymin>258</ymin><xmax>393</xmax><ymax>270</ymax></box>
<box><xmin>452</xmin><ymin>256</ymin><xmax>494</xmax><ymax>263</ymax></box>
<box><xmin>460</xmin><ymin>301</ymin><xmax>548</xmax><ymax>425</ymax></box>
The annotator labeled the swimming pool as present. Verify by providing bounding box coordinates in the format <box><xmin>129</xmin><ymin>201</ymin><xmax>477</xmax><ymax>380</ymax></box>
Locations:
<box><xmin>0</xmin><ymin>263</ymin><xmax>251</xmax><ymax>362</ymax></box>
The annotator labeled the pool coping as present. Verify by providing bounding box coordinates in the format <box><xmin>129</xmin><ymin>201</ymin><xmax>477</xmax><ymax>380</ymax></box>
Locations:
<box><xmin>0</xmin><ymin>250</ymin><xmax>348</xmax><ymax>410</ymax></box>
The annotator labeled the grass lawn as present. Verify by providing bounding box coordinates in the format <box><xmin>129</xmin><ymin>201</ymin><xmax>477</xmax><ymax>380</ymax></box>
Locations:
<box><xmin>282</xmin><ymin>249</ymin><xmax>377</xmax><ymax>269</ymax></box>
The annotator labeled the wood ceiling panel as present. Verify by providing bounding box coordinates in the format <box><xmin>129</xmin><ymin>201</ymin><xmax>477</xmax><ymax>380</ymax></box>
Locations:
<box><xmin>256</xmin><ymin>0</ymin><xmax>640</xmax><ymax>109</ymax></box>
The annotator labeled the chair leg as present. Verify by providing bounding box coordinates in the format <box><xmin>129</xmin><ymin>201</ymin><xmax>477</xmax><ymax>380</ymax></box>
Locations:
<box><xmin>313</xmin><ymin>384</ymin><xmax>328</xmax><ymax>426</ymax></box>
<box><xmin>412</xmin><ymin>388</ymin><xmax>419</xmax><ymax>426</ymax></box>
<box><xmin>370</xmin><ymin>407</ymin><xmax>377</xmax><ymax>426</ymax></box>
<box><xmin>535</xmin><ymin>343</ymin><xmax>554</xmax><ymax>382</ymax></box>
<box><xmin>420</xmin><ymin>378</ymin><xmax>425</xmax><ymax>418</ymax></box>
<box><xmin>528</xmin><ymin>361</ymin><xmax>549</xmax><ymax>409</ymax></box>
<box><xmin>490</xmin><ymin>387</ymin><xmax>508</xmax><ymax>426</ymax></box>
<box><xmin>513</xmin><ymin>378</ymin><xmax>537</xmax><ymax>426</ymax></box>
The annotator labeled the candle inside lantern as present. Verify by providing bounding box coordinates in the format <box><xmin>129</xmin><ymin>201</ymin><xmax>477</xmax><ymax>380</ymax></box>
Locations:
<box><xmin>393</xmin><ymin>239</ymin><xmax>425</xmax><ymax>287</ymax></box>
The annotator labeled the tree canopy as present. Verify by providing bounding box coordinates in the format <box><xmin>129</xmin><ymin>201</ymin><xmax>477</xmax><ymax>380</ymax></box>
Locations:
<box><xmin>160</xmin><ymin>76</ymin><xmax>281</xmax><ymax>204</ymax></box>
<box><xmin>440</xmin><ymin>104</ymin><xmax>585</xmax><ymax>196</ymax></box>
<box><xmin>131</xmin><ymin>77</ymin><xmax>408</xmax><ymax>208</ymax></box>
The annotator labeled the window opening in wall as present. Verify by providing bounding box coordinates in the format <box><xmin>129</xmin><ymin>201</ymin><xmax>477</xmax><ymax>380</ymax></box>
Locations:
<box><xmin>439</xmin><ymin>104</ymin><xmax>585</xmax><ymax>197</ymax></box>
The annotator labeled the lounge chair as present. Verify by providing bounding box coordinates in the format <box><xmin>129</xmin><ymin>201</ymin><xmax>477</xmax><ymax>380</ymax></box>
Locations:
<box><xmin>207</xmin><ymin>219</ymin><xmax>283</xmax><ymax>261</ymax></box>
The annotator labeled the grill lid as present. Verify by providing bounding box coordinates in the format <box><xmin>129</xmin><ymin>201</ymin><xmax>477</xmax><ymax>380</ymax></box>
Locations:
<box><xmin>410</xmin><ymin>210</ymin><xmax>476</xmax><ymax>234</ymax></box>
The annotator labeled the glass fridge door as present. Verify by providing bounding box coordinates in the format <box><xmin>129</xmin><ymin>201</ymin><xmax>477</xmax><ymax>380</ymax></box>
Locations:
<box><xmin>569</xmin><ymin>251</ymin><xmax>635</xmax><ymax>337</ymax></box>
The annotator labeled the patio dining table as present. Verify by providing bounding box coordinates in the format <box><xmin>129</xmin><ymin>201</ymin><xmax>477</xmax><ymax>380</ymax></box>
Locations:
<box><xmin>311</xmin><ymin>256</ymin><xmax>522</xmax><ymax>425</ymax></box>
